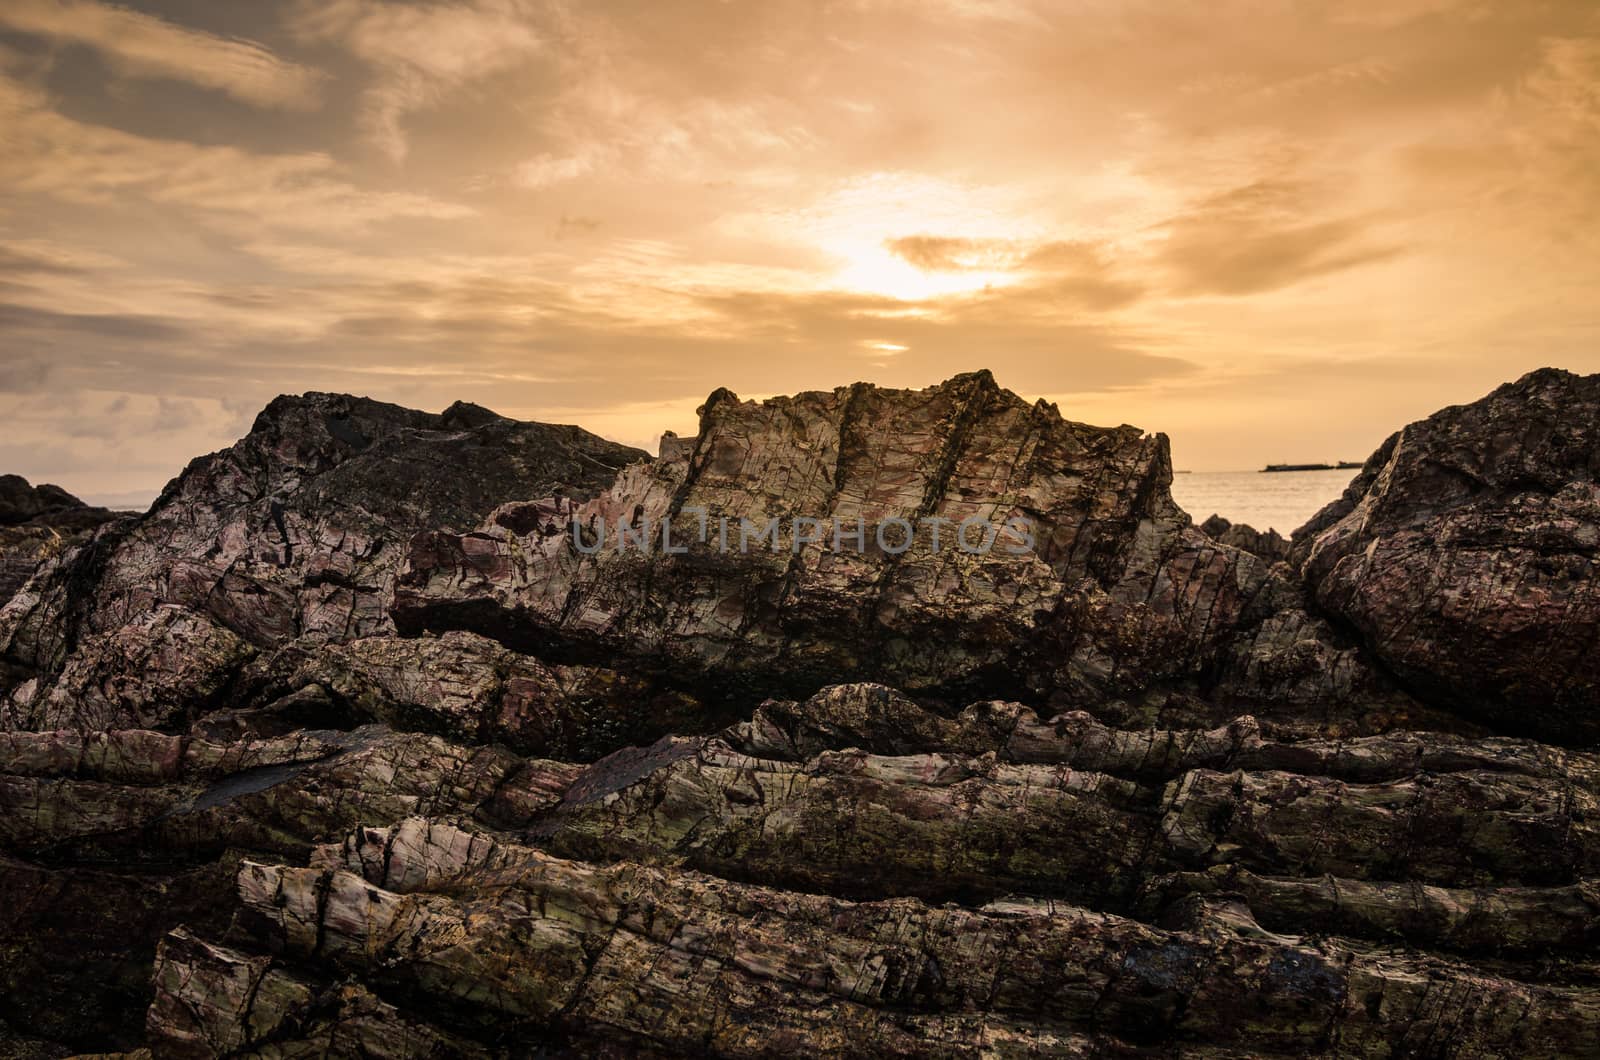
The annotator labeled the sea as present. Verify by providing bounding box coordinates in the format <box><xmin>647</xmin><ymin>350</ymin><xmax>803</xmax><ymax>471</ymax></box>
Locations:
<box><xmin>1168</xmin><ymin>468</ymin><xmax>1357</xmax><ymax>536</ymax></box>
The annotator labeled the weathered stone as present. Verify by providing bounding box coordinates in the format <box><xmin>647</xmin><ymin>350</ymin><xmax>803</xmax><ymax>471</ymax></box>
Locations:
<box><xmin>1152</xmin><ymin>866</ymin><xmax>1600</xmax><ymax>957</ymax></box>
<box><xmin>396</xmin><ymin>372</ymin><xmax>1272</xmax><ymax>708</ymax></box>
<box><xmin>1198</xmin><ymin>513</ymin><xmax>1291</xmax><ymax>564</ymax></box>
<box><xmin>6</xmin><ymin>370</ymin><xmax>1600</xmax><ymax>1057</ymax></box>
<box><xmin>0</xmin><ymin>396</ymin><xmax>643</xmax><ymax>730</ymax></box>
<box><xmin>1296</xmin><ymin>368</ymin><xmax>1600</xmax><ymax>743</ymax></box>
<box><xmin>252</xmin><ymin>629</ymin><xmax>709</xmax><ymax>759</ymax></box>
<box><xmin>0</xmin><ymin>475</ymin><xmax>121</xmax><ymax>610</ymax></box>
<box><xmin>197</xmin><ymin>819</ymin><xmax>1600</xmax><ymax>1057</ymax></box>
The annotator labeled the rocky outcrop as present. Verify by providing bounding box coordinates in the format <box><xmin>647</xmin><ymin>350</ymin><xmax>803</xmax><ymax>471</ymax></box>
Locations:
<box><xmin>140</xmin><ymin>695</ymin><xmax>1600</xmax><ymax>1058</ymax></box>
<box><xmin>1198</xmin><ymin>512</ymin><xmax>1291</xmax><ymax>564</ymax></box>
<box><xmin>0</xmin><ymin>475</ymin><xmax>91</xmax><ymax>527</ymax></box>
<box><xmin>241</xmin><ymin>629</ymin><xmax>709</xmax><ymax>759</ymax></box>
<box><xmin>0</xmin><ymin>475</ymin><xmax>120</xmax><ymax>609</ymax></box>
<box><xmin>0</xmin><ymin>396</ymin><xmax>643</xmax><ymax>732</ymax></box>
<box><xmin>1297</xmin><ymin>368</ymin><xmax>1600</xmax><ymax>744</ymax></box>
<box><xmin>179</xmin><ymin>815</ymin><xmax>1594</xmax><ymax>1059</ymax></box>
<box><xmin>5</xmin><ymin>370</ymin><xmax>1600</xmax><ymax>1057</ymax></box>
<box><xmin>396</xmin><ymin>372</ymin><xmax>1274</xmax><ymax>708</ymax></box>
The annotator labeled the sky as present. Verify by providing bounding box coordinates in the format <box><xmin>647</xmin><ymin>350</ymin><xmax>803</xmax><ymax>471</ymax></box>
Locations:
<box><xmin>1</xmin><ymin>0</ymin><xmax>1597</xmax><ymax>508</ymax></box>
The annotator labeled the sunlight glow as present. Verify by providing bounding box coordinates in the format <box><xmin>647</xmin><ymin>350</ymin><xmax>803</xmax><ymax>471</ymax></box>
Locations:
<box><xmin>833</xmin><ymin>242</ymin><xmax>1015</xmax><ymax>300</ymax></box>
<box><xmin>740</xmin><ymin>172</ymin><xmax>1045</xmax><ymax>300</ymax></box>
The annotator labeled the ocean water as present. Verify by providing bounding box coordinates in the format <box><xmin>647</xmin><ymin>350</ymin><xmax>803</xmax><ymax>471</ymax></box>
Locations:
<box><xmin>1169</xmin><ymin>468</ymin><xmax>1357</xmax><ymax>536</ymax></box>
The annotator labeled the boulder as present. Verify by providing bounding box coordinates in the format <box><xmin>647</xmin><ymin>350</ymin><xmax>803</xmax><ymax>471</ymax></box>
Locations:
<box><xmin>1297</xmin><ymin>368</ymin><xmax>1600</xmax><ymax>743</ymax></box>
<box><xmin>1198</xmin><ymin>512</ymin><xmax>1291</xmax><ymax>564</ymax></box>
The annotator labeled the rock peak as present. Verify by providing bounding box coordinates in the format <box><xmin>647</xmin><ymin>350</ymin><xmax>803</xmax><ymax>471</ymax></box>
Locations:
<box><xmin>0</xmin><ymin>473</ymin><xmax>88</xmax><ymax>526</ymax></box>
<box><xmin>439</xmin><ymin>400</ymin><xmax>505</xmax><ymax>430</ymax></box>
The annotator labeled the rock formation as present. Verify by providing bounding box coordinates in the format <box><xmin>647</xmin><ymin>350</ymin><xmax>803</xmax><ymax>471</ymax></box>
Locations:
<box><xmin>0</xmin><ymin>394</ymin><xmax>643</xmax><ymax>733</ymax></box>
<box><xmin>1298</xmin><ymin>368</ymin><xmax>1600</xmax><ymax>744</ymax></box>
<box><xmin>1198</xmin><ymin>512</ymin><xmax>1291</xmax><ymax>564</ymax></box>
<box><xmin>0</xmin><ymin>475</ymin><xmax>120</xmax><ymax>609</ymax></box>
<box><xmin>2</xmin><ymin>369</ymin><xmax>1599</xmax><ymax>1058</ymax></box>
<box><xmin>396</xmin><ymin>371</ymin><xmax>1277</xmax><ymax>711</ymax></box>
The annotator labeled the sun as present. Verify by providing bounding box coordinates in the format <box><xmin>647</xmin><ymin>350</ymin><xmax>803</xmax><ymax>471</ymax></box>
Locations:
<box><xmin>785</xmin><ymin>172</ymin><xmax>1041</xmax><ymax>301</ymax></box>
<box><xmin>831</xmin><ymin>240</ymin><xmax>1017</xmax><ymax>301</ymax></box>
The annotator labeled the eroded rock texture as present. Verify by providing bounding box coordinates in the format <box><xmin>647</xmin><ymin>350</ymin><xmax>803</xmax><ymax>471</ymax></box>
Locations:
<box><xmin>3</xmin><ymin>370</ymin><xmax>1600</xmax><ymax>1058</ymax></box>
<box><xmin>397</xmin><ymin>371</ymin><xmax>1280</xmax><ymax>709</ymax></box>
<box><xmin>0</xmin><ymin>475</ymin><xmax>121</xmax><ymax>610</ymax></box>
<box><xmin>1198</xmin><ymin>513</ymin><xmax>1291</xmax><ymax>564</ymax></box>
<box><xmin>0</xmin><ymin>395</ymin><xmax>643</xmax><ymax>733</ymax></box>
<box><xmin>1298</xmin><ymin>368</ymin><xmax>1600</xmax><ymax>743</ymax></box>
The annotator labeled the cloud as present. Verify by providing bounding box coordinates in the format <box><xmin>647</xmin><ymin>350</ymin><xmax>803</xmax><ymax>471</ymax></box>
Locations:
<box><xmin>0</xmin><ymin>243</ymin><xmax>90</xmax><ymax>277</ymax></box>
<box><xmin>0</xmin><ymin>72</ymin><xmax>472</xmax><ymax>231</ymax></box>
<box><xmin>0</xmin><ymin>356</ymin><xmax>52</xmax><ymax>393</ymax></box>
<box><xmin>1158</xmin><ymin>180</ymin><xmax>1404</xmax><ymax>296</ymax></box>
<box><xmin>883</xmin><ymin>235</ymin><xmax>1144</xmax><ymax>309</ymax></box>
<box><xmin>886</xmin><ymin>236</ymin><xmax>1015</xmax><ymax>271</ymax></box>
<box><xmin>0</xmin><ymin>301</ymin><xmax>189</xmax><ymax>342</ymax></box>
<box><xmin>516</xmin><ymin>151</ymin><xmax>600</xmax><ymax>188</ymax></box>
<box><xmin>1</xmin><ymin>0</ymin><xmax>1599</xmax><ymax>499</ymax></box>
<box><xmin>289</xmin><ymin>0</ymin><xmax>544</xmax><ymax>161</ymax></box>
<box><xmin>0</xmin><ymin>0</ymin><xmax>323</xmax><ymax>109</ymax></box>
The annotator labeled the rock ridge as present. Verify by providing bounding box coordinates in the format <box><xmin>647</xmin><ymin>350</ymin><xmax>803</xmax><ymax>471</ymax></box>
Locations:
<box><xmin>2</xmin><ymin>368</ymin><xmax>1599</xmax><ymax>1057</ymax></box>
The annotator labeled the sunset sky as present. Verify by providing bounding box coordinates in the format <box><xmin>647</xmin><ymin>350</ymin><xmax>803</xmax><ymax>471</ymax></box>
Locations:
<box><xmin>1</xmin><ymin>0</ymin><xmax>1597</xmax><ymax>507</ymax></box>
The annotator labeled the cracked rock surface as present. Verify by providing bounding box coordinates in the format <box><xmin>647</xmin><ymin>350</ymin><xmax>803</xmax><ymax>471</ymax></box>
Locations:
<box><xmin>3</xmin><ymin>370</ymin><xmax>1600</xmax><ymax>1058</ymax></box>
<box><xmin>0</xmin><ymin>475</ymin><xmax>121</xmax><ymax>613</ymax></box>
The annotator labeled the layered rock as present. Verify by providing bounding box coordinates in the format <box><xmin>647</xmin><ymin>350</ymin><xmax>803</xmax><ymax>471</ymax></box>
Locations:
<box><xmin>151</xmin><ymin>684</ymin><xmax>1598</xmax><ymax>1055</ymax></box>
<box><xmin>1297</xmin><ymin>368</ymin><xmax>1600</xmax><ymax>743</ymax></box>
<box><xmin>397</xmin><ymin>372</ymin><xmax>1276</xmax><ymax>708</ymax></box>
<box><xmin>5</xmin><ymin>369</ymin><xmax>1600</xmax><ymax>1058</ymax></box>
<box><xmin>1198</xmin><ymin>512</ymin><xmax>1291</xmax><ymax>564</ymax></box>
<box><xmin>241</xmin><ymin>629</ymin><xmax>708</xmax><ymax>759</ymax></box>
<box><xmin>0</xmin><ymin>474</ymin><xmax>120</xmax><ymax>609</ymax></box>
<box><xmin>0</xmin><ymin>397</ymin><xmax>643</xmax><ymax>732</ymax></box>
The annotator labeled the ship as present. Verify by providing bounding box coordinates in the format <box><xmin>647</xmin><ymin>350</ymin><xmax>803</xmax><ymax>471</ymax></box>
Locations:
<box><xmin>1261</xmin><ymin>461</ymin><xmax>1362</xmax><ymax>473</ymax></box>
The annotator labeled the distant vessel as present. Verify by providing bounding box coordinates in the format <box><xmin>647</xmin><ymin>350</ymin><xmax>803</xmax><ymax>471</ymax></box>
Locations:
<box><xmin>1261</xmin><ymin>462</ymin><xmax>1361</xmax><ymax>473</ymax></box>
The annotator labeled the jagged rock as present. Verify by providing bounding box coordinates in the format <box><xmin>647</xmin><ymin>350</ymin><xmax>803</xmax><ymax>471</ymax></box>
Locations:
<box><xmin>146</xmin><ymin>929</ymin><xmax>491</xmax><ymax>1060</ymax></box>
<box><xmin>1198</xmin><ymin>513</ymin><xmax>1291</xmax><ymax>564</ymax></box>
<box><xmin>0</xmin><ymin>724</ymin><xmax>572</xmax><ymax>1050</ymax></box>
<box><xmin>0</xmin><ymin>396</ymin><xmax>643</xmax><ymax>731</ymax></box>
<box><xmin>0</xmin><ymin>475</ymin><xmax>88</xmax><ymax>527</ymax></box>
<box><xmin>3</xmin><ymin>606</ymin><xmax>255</xmax><ymax>732</ymax></box>
<box><xmin>1297</xmin><ymin>368</ymin><xmax>1600</xmax><ymax>743</ymax></box>
<box><xmin>1151</xmin><ymin>866</ymin><xmax>1600</xmax><ymax>957</ymax></box>
<box><xmin>725</xmin><ymin>682</ymin><xmax>1263</xmax><ymax>775</ymax></box>
<box><xmin>148</xmin><ymin>817</ymin><xmax>1600</xmax><ymax>1057</ymax></box>
<box><xmin>1205</xmin><ymin>606</ymin><xmax>1457</xmax><ymax>735</ymax></box>
<box><xmin>522</xmin><ymin>718</ymin><xmax>1600</xmax><ymax>907</ymax></box>
<box><xmin>397</xmin><ymin>373</ymin><xmax>1272</xmax><ymax>708</ymax></box>
<box><xmin>247</xmin><ymin>629</ymin><xmax>709</xmax><ymax>759</ymax></box>
<box><xmin>0</xmin><ymin>475</ymin><xmax>121</xmax><ymax>609</ymax></box>
<box><xmin>6</xmin><ymin>371</ymin><xmax>1600</xmax><ymax>1057</ymax></box>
